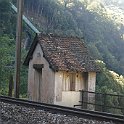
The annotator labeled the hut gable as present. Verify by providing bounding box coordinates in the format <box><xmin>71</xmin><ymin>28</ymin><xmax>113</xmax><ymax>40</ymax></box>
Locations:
<box><xmin>24</xmin><ymin>33</ymin><xmax>99</xmax><ymax>72</ymax></box>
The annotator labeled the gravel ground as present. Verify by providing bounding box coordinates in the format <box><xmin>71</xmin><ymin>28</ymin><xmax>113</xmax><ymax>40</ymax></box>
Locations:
<box><xmin>0</xmin><ymin>102</ymin><xmax>115</xmax><ymax>124</ymax></box>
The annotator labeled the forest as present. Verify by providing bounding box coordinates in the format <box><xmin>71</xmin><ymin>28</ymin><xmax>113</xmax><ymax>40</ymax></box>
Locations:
<box><xmin>0</xmin><ymin>0</ymin><xmax>124</xmax><ymax>114</ymax></box>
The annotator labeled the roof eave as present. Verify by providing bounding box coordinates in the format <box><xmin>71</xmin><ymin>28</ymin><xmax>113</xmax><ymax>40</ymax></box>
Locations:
<box><xmin>23</xmin><ymin>33</ymin><xmax>39</xmax><ymax>66</ymax></box>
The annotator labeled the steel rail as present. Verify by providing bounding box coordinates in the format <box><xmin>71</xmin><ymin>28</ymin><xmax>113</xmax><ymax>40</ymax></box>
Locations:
<box><xmin>0</xmin><ymin>95</ymin><xmax>124</xmax><ymax>124</ymax></box>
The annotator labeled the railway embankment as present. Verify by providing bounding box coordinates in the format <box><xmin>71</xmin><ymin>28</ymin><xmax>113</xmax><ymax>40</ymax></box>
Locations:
<box><xmin>1</xmin><ymin>96</ymin><xmax>123</xmax><ymax>124</ymax></box>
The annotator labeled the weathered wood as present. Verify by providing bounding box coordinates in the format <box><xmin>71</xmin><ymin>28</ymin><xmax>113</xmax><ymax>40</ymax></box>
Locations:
<box><xmin>14</xmin><ymin>0</ymin><xmax>23</xmax><ymax>98</ymax></box>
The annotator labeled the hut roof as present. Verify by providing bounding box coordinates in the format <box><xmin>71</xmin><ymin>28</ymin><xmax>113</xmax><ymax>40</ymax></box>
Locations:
<box><xmin>24</xmin><ymin>33</ymin><xmax>99</xmax><ymax>72</ymax></box>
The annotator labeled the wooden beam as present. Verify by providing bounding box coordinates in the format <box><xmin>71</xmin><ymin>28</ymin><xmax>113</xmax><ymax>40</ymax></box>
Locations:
<box><xmin>14</xmin><ymin>0</ymin><xmax>23</xmax><ymax>98</ymax></box>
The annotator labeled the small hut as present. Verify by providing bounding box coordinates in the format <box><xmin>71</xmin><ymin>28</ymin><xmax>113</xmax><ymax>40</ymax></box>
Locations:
<box><xmin>24</xmin><ymin>33</ymin><xmax>99</xmax><ymax>107</ymax></box>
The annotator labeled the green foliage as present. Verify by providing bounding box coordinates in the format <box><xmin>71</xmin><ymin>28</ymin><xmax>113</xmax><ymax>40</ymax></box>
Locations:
<box><xmin>0</xmin><ymin>35</ymin><xmax>28</xmax><ymax>96</ymax></box>
<box><xmin>0</xmin><ymin>35</ymin><xmax>15</xmax><ymax>95</ymax></box>
<box><xmin>0</xmin><ymin>0</ymin><xmax>16</xmax><ymax>36</ymax></box>
<box><xmin>96</xmin><ymin>60</ymin><xmax>124</xmax><ymax>93</ymax></box>
<box><xmin>24</xmin><ymin>0</ymin><xmax>124</xmax><ymax>75</ymax></box>
<box><xmin>0</xmin><ymin>0</ymin><xmax>28</xmax><ymax>96</ymax></box>
<box><xmin>0</xmin><ymin>0</ymin><xmax>15</xmax><ymax>95</ymax></box>
<box><xmin>96</xmin><ymin>60</ymin><xmax>124</xmax><ymax>114</ymax></box>
<box><xmin>20</xmin><ymin>49</ymin><xmax>28</xmax><ymax>96</ymax></box>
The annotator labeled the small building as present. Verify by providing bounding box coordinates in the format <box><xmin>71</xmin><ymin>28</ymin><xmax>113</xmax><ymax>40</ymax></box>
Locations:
<box><xmin>24</xmin><ymin>33</ymin><xmax>99</xmax><ymax>108</ymax></box>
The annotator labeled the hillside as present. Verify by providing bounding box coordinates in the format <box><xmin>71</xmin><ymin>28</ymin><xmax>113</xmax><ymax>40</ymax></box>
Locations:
<box><xmin>20</xmin><ymin>0</ymin><xmax>124</xmax><ymax>75</ymax></box>
<box><xmin>86</xmin><ymin>0</ymin><xmax>124</xmax><ymax>33</ymax></box>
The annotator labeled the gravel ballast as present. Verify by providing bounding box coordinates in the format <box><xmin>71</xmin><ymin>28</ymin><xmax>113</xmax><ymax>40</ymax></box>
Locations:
<box><xmin>0</xmin><ymin>102</ymin><xmax>115</xmax><ymax>124</ymax></box>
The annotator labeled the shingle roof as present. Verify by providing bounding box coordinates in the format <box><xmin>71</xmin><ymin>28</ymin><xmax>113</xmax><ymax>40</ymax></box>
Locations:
<box><xmin>24</xmin><ymin>33</ymin><xmax>99</xmax><ymax>72</ymax></box>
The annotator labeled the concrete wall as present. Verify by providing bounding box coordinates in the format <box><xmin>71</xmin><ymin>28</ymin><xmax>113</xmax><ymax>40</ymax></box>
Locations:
<box><xmin>87</xmin><ymin>72</ymin><xmax>96</xmax><ymax>110</ymax></box>
<box><xmin>54</xmin><ymin>72</ymin><xmax>63</xmax><ymax>102</ymax></box>
<box><xmin>28</xmin><ymin>43</ymin><xmax>55</xmax><ymax>104</ymax></box>
<box><xmin>54</xmin><ymin>71</ymin><xmax>88</xmax><ymax>107</ymax></box>
<box><xmin>55</xmin><ymin>91</ymin><xmax>81</xmax><ymax>107</ymax></box>
<box><xmin>87</xmin><ymin>72</ymin><xmax>96</xmax><ymax>92</ymax></box>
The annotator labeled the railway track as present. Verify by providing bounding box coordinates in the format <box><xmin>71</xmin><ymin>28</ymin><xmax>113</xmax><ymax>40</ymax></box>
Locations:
<box><xmin>1</xmin><ymin>95</ymin><xmax>124</xmax><ymax>124</ymax></box>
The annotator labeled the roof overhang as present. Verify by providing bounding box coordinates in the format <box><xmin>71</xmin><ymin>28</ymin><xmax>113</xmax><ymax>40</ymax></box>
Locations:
<box><xmin>23</xmin><ymin>33</ymin><xmax>39</xmax><ymax>66</ymax></box>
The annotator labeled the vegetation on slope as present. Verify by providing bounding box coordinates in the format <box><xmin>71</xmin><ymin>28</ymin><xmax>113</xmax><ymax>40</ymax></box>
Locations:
<box><xmin>0</xmin><ymin>0</ymin><xmax>27</xmax><ymax>96</ymax></box>
<box><xmin>22</xmin><ymin>0</ymin><xmax>124</xmax><ymax>75</ymax></box>
<box><xmin>96</xmin><ymin>60</ymin><xmax>124</xmax><ymax>114</ymax></box>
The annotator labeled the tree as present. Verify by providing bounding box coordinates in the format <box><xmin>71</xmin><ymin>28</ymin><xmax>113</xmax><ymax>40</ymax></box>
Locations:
<box><xmin>96</xmin><ymin>60</ymin><xmax>124</xmax><ymax>114</ymax></box>
<box><xmin>0</xmin><ymin>36</ymin><xmax>15</xmax><ymax>95</ymax></box>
